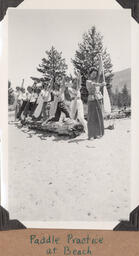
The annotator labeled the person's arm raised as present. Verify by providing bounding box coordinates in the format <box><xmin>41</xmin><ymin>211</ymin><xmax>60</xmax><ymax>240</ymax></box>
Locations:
<box><xmin>47</xmin><ymin>78</ymin><xmax>54</xmax><ymax>93</ymax></box>
<box><xmin>74</xmin><ymin>70</ymin><xmax>82</xmax><ymax>90</ymax></box>
<box><xmin>77</xmin><ymin>72</ymin><xmax>82</xmax><ymax>90</ymax></box>
<box><xmin>60</xmin><ymin>76</ymin><xmax>66</xmax><ymax>94</ymax></box>
<box><xmin>95</xmin><ymin>81</ymin><xmax>106</xmax><ymax>88</ymax></box>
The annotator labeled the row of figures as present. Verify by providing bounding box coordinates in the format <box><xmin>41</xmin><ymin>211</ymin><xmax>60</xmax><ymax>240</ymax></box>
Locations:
<box><xmin>11</xmin><ymin>68</ymin><xmax>109</xmax><ymax>140</ymax></box>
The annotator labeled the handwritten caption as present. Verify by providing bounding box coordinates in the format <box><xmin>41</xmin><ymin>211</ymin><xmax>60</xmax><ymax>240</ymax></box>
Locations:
<box><xmin>30</xmin><ymin>233</ymin><xmax>103</xmax><ymax>255</ymax></box>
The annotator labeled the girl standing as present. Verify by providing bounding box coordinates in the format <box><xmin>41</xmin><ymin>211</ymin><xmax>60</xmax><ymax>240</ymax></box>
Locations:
<box><xmin>68</xmin><ymin>72</ymin><xmax>87</xmax><ymax>133</ymax></box>
<box><xmin>33</xmin><ymin>80</ymin><xmax>53</xmax><ymax>120</ymax></box>
<box><xmin>86</xmin><ymin>68</ymin><xmax>105</xmax><ymax>140</ymax></box>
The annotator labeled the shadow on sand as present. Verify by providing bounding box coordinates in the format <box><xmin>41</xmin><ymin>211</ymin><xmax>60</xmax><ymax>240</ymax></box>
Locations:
<box><xmin>68</xmin><ymin>138</ymin><xmax>87</xmax><ymax>144</ymax></box>
<box><xmin>13</xmin><ymin>122</ymin><xmax>70</xmax><ymax>142</ymax></box>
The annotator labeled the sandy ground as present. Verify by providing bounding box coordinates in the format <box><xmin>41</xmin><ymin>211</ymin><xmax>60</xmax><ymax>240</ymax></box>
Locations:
<box><xmin>8</xmin><ymin>113</ymin><xmax>131</xmax><ymax>222</ymax></box>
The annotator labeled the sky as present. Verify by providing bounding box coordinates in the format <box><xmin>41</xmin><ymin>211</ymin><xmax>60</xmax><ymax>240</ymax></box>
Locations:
<box><xmin>8</xmin><ymin>9</ymin><xmax>131</xmax><ymax>88</ymax></box>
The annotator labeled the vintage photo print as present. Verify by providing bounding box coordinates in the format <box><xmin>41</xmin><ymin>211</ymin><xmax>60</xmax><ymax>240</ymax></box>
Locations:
<box><xmin>8</xmin><ymin>9</ymin><xmax>131</xmax><ymax>223</ymax></box>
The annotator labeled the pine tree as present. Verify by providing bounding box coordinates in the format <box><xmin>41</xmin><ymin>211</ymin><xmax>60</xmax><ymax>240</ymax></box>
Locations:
<box><xmin>31</xmin><ymin>46</ymin><xmax>68</xmax><ymax>87</ymax></box>
<box><xmin>72</xmin><ymin>26</ymin><xmax>113</xmax><ymax>102</ymax></box>
<box><xmin>122</xmin><ymin>84</ymin><xmax>130</xmax><ymax>107</ymax></box>
<box><xmin>111</xmin><ymin>88</ymin><xmax>119</xmax><ymax>107</ymax></box>
<box><xmin>117</xmin><ymin>92</ymin><xmax>123</xmax><ymax>109</ymax></box>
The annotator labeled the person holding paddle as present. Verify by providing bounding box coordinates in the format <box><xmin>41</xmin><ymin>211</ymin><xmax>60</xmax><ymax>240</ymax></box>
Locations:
<box><xmin>42</xmin><ymin>76</ymin><xmax>71</xmax><ymax>124</ymax></box>
<box><xmin>33</xmin><ymin>78</ymin><xmax>53</xmax><ymax>121</ymax></box>
<box><xmin>68</xmin><ymin>71</ymin><xmax>87</xmax><ymax>133</ymax></box>
<box><xmin>86</xmin><ymin>67</ymin><xmax>106</xmax><ymax>140</ymax></box>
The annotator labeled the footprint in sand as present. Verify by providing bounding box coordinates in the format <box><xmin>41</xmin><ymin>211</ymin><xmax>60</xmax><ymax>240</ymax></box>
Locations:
<box><xmin>86</xmin><ymin>145</ymin><xmax>96</xmax><ymax>148</ymax></box>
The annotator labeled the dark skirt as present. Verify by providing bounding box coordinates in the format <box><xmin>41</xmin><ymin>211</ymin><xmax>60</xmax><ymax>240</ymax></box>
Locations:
<box><xmin>23</xmin><ymin>101</ymin><xmax>37</xmax><ymax>117</ymax></box>
<box><xmin>54</xmin><ymin>101</ymin><xmax>70</xmax><ymax>121</ymax></box>
<box><xmin>87</xmin><ymin>99</ymin><xmax>104</xmax><ymax>139</ymax></box>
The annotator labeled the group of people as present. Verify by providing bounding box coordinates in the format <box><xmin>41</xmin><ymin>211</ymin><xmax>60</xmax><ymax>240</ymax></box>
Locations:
<box><xmin>13</xmin><ymin>67</ymin><xmax>106</xmax><ymax>140</ymax></box>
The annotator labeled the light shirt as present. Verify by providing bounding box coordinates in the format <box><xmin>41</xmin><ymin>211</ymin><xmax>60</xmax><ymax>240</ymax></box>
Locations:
<box><xmin>52</xmin><ymin>89</ymin><xmax>65</xmax><ymax>102</ymax></box>
<box><xmin>22</xmin><ymin>92</ymin><xmax>27</xmax><ymax>101</ymax></box>
<box><xmin>30</xmin><ymin>92</ymin><xmax>38</xmax><ymax>103</ymax></box>
<box><xmin>26</xmin><ymin>92</ymin><xmax>31</xmax><ymax>101</ymax></box>
<box><xmin>14</xmin><ymin>91</ymin><xmax>20</xmax><ymax>99</ymax></box>
<box><xmin>58</xmin><ymin>90</ymin><xmax>65</xmax><ymax>102</ymax></box>
<box><xmin>68</xmin><ymin>88</ymin><xmax>81</xmax><ymax>99</ymax></box>
<box><xmin>41</xmin><ymin>89</ymin><xmax>51</xmax><ymax>102</ymax></box>
<box><xmin>17</xmin><ymin>91</ymin><xmax>22</xmax><ymax>101</ymax></box>
<box><xmin>86</xmin><ymin>80</ymin><xmax>103</xmax><ymax>101</ymax></box>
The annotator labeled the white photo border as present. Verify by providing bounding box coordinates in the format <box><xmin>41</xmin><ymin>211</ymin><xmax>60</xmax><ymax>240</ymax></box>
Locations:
<box><xmin>0</xmin><ymin>0</ymin><xmax>139</xmax><ymax>230</ymax></box>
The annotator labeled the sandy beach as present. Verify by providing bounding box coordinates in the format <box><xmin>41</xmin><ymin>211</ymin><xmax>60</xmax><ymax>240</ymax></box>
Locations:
<box><xmin>8</xmin><ymin>114</ymin><xmax>131</xmax><ymax>222</ymax></box>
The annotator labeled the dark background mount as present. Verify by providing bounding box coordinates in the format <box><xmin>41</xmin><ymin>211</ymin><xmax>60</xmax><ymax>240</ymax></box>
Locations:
<box><xmin>0</xmin><ymin>0</ymin><xmax>24</xmax><ymax>22</ymax></box>
<box><xmin>116</xmin><ymin>0</ymin><xmax>139</xmax><ymax>22</ymax></box>
<box><xmin>0</xmin><ymin>206</ymin><xmax>26</xmax><ymax>231</ymax></box>
<box><xmin>113</xmin><ymin>205</ymin><xmax>139</xmax><ymax>231</ymax></box>
<box><xmin>0</xmin><ymin>205</ymin><xmax>139</xmax><ymax>231</ymax></box>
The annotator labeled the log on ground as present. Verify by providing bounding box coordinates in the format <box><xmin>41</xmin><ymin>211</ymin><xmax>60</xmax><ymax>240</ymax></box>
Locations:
<box><xmin>26</xmin><ymin>119</ymin><xmax>84</xmax><ymax>138</ymax></box>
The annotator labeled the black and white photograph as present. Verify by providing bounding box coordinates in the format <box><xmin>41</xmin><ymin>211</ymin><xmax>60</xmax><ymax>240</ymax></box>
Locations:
<box><xmin>8</xmin><ymin>9</ymin><xmax>131</xmax><ymax>222</ymax></box>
